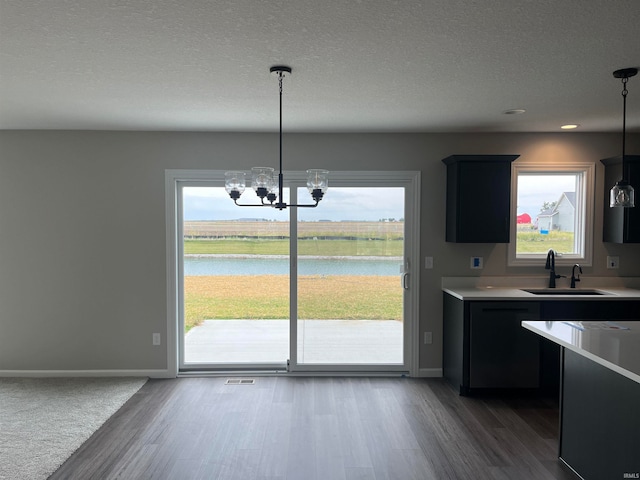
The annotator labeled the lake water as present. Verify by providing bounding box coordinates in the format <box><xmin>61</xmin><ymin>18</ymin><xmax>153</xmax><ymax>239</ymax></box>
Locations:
<box><xmin>184</xmin><ymin>256</ymin><xmax>402</xmax><ymax>276</ymax></box>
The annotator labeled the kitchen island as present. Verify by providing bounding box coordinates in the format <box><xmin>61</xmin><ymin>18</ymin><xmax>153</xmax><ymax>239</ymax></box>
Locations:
<box><xmin>522</xmin><ymin>320</ymin><xmax>640</xmax><ymax>479</ymax></box>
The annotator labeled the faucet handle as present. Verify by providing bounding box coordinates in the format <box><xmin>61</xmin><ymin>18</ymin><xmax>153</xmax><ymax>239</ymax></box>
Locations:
<box><xmin>570</xmin><ymin>264</ymin><xmax>582</xmax><ymax>288</ymax></box>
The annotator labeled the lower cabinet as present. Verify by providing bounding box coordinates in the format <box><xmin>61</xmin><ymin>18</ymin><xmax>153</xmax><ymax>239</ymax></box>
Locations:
<box><xmin>443</xmin><ymin>293</ymin><xmax>541</xmax><ymax>395</ymax></box>
<box><xmin>443</xmin><ymin>294</ymin><xmax>640</xmax><ymax>396</ymax></box>
<box><xmin>468</xmin><ymin>302</ymin><xmax>541</xmax><ymax>389</ymax></box>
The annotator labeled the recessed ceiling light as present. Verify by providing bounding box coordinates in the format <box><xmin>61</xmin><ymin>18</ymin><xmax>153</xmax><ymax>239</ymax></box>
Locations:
<box><xmin>561</xmin><ymin>124</ymin><xmax>580</xmax><ymax>130</ymax></box>
<box><xmin>503</xmin><ymin>109</ymin><xmax>526</xmax><ymax>115</ymax></box>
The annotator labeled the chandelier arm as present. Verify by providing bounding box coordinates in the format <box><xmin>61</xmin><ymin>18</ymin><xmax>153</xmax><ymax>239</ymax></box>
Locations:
<box><xmin>233</xmin><ymin>201</ymin><xmax>274</xmax><ymax>207</ymax></box>
<box><xmin>287</xmin><ymin>202</ymin><xmax>319</xmax><ymax>208</ymax></box>
<box><xmin>233</xmin><ymin>201</ymin><xmax>261</xmax><ymax>207</ymax></box>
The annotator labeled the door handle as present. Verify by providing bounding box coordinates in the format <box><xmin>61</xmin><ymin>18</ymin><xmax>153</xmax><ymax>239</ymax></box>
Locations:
<box><xmin>402</xmin><ymin>272</ymin><xmax>410</xmax><ymax>290</ymax></box>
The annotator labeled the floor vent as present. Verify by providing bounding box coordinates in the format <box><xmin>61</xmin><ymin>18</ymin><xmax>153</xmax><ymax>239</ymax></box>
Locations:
<box><xmin>225</xmin><ymin>379</ymin><xmax>255</xmax><ymax>385</ymax></box>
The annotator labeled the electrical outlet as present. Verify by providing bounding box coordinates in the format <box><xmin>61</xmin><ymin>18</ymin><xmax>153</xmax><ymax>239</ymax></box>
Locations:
<box><xmin>152</xmin><ymin>333</ymin><xmax>161</xmax><ymax>345</ymax></box>
<box><xmin>606</xmin><ymin>256</ymin><xmax>620</xmax><ymax>269</ymax></box>
<box><xmin>424</xmin><ymin>256</ymin><xmax>433</xmax><ymax>269</ymax></box>
<box><xmin>470</xmin><ymin>257</ymin><xmax>483</xmax><ymax>269</ymax></box>
<box><xmin>424</xmin><ymin>332</ymin><xmax>433</xmax><ymax>344</ymax></box>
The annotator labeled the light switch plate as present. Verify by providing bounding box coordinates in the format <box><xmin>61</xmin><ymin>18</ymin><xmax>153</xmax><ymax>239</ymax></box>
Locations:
<box><xmin>425</xmin><ymin>256</ymin><xmax>433</xmax><ymax>269</ymax></box>
<box><xmin>470</xmin><ymin>257</ymin><xmax>483</xmax><ymax>269</ymax></box>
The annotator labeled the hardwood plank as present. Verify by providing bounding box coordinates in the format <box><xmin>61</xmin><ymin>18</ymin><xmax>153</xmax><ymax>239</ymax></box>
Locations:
<box><xmin>401</xmin><ymin>402</ymin><xmax>465</xmax><ymax>479</ymax></box>
<box><xmin>344</xmin><ymin>466</ymin><xmax>376</xmax><ymax>480</ymax></box>
<box><xmin>285</xmin><ymin>377</ymin><xmax>317</xmax><ymax>480</ymax></box>
<box><xmin>335</xmin><ymin>393</ymin><xmax>375</xmax><ymax>470</ymax></box>
<box><xmin>411</xmin><ymin>381</ymin><xmax>498</xmax><ymax>479</ymax></box>
<box><xmin>314</xmin><ymin>413</ymin><xmax>346</xmax><ymax>480</ymax></box>
<box><xmin>256</xmin><ymin>403</ymin><xmax>292</xmax><ymax>478</ymax></box>
<box><xmin>49</xmin><ymin>377</ymin><xmax>575</xmax><ymax>480</ymax></box>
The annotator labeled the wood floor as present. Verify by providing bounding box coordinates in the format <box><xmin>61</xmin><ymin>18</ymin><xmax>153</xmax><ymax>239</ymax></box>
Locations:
<box><xmin>49</xmin><ymin>377</ymin><xmax>577</xmax><ymax>480</ymax></box>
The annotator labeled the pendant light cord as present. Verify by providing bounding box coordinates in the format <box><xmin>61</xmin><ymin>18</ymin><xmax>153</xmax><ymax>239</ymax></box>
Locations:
<box><xmin>622</xmin><ymin>76</ymin><xmax>628</xmax><ymax>160</ymax></box>
<box><xmin>278</xmin><ymin>71</ymin><xmax>284</xmax><ymax>203</ymax></box>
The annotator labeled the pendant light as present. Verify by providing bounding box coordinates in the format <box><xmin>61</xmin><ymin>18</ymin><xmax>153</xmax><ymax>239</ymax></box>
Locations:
<box><xmin>609</xmin><ymin>67</ymin><xmax>637</xmax><ymax>208</ymax></box>
<box><xmin>225</xmin><ymin>66</ymin><xmax>328</xmax><ymax>210</ymax></box>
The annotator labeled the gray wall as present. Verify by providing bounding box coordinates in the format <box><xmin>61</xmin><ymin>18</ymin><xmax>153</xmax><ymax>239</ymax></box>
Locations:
<box><xmin>1</xmin><ymin>130</ymin><xmax>639</xmax><ymax>374</ymax></box>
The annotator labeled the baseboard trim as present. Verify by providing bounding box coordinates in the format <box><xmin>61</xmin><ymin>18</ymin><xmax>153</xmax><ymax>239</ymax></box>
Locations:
<box><xmin>1</xmin><ymin>369</ymin><xmax>440</xmax><ymax>379</ymax></box>
<box><xmin>0</xmin><ymin>369</ymin><xmax>174</xmax><ymax>378</ymax></box>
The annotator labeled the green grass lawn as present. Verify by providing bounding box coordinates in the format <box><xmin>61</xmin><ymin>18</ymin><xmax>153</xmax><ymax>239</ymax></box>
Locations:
<box><xmin>184</xmin><ymin>275</ymin><xmax>402</xmax><ymax>331</ymax></box>
<box><xmin>184</xmin><ymin>238</ymin><xmax>403</xmax><ymax>256</ymax></box>
<box><xmin>516</xmin><ymin>230</ymin><xmax>574</xmax><ymax>254</ymax></box>
<box><xmin>187</xmin><ymin>232</ymin><xmax>571</xmax><ymax>256</ymax></box>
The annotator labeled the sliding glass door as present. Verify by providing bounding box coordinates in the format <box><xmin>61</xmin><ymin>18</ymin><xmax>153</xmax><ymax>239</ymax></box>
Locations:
<box><xmin>294</xmin><ymin>187</ymin><xmax>405</xmax><ymax>368</ymax></box>
<box><xmin>179</xmin><ymin>185</ymin><xmax>290</xmax><ymax>370</ymax></box>
<box><xmin>172</xmin><ymin>171</ymin><xmax>419</xmax><ymax>374</ymax></box>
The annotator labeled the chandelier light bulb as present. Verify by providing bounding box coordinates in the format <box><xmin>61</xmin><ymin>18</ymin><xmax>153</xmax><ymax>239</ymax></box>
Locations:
<box><xmin>249</xmin><ymin>167</ymin><xmax>273</xmax><ymax>200</ymax></box>
<box><xmin>307</xmin><ymin>169</ymin><xmax>329</xmax><ymax>193</ymax></box>
<box><xmin>224</xmin><ymin>171</ymin><xmax>246</xmax><ymax>199</ymax></box>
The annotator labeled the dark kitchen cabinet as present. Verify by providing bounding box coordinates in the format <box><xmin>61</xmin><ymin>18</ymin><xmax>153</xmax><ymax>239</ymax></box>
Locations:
<box><xmin>443</xmin><ymin>294</ymin><xmax>541</xmax><ymax>395</ymax></box>
<box><xmin>601</xmin><ymin>155</ymin><xmax>640</xmax><ymax>243</ymax></box>
<box><xmin>443</xmin><ymin>295</ymin><xmax>640</xmax><ymax>396</ymax></box>
<box><xmin>442</xmin><ymin>155</ymin><xmax>519</xmax><ymax>243</ymax></box>
<box><xmin>559</xmin><ymin>349</ymin><xmax>640</xmax><ymax>479</ymax></box>
<box><xmin>540</xmin><ymin>300</ymin><xmax>640</xmax><ymax>320</ymax></box>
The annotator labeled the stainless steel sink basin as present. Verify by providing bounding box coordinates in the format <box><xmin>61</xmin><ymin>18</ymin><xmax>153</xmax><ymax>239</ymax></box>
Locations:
<box><xmin>521</xmin><ymin>288</ymin><xmax>607</xmax><ymax>295</ymax></box>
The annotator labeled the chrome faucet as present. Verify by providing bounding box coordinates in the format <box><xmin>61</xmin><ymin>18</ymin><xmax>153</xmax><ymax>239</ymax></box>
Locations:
<box><xmin>545</xmin><ymin>249</ymin><xmax>563</xmax><ymax>288</ymax></box>
<box><xmin>570</xmin><ymin>264</ymin><xmax>582</xmax><ymax>288</ymax></box>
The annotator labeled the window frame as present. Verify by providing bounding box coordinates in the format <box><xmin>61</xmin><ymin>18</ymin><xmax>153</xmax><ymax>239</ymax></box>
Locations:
<box><xmin>165</xmin><ymin>169</ymin><xmax>421</xmax><ymax>377</ymax></box>
<box><xmin>508</xmin><ymin>161</ymin><xmax>595</xmax><ymax>267</ymax></box>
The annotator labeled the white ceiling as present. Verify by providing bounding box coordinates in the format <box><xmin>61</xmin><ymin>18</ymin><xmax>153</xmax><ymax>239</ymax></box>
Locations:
<box><xmin>1</xmin><ymin>0</ymin><xmax>639</xmax><ymax>133</ymax></box>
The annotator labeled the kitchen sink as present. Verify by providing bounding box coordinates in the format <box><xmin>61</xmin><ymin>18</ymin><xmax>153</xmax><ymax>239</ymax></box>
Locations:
<box><xmin>521</xmin><ymin>288</ymin><xmax>608</xmax><ymax>295</ymax></box>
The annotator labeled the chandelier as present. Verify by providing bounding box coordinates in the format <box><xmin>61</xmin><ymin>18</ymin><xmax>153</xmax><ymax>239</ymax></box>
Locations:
<box><xmin>609</xmin><ymin>67</ymin><xmax>637</xmax><ymax>208</ymax></box>
<box><xmin>224</xmin><ymin>66</ymin><xmax>328</xmax><ymax>210</ymax></box>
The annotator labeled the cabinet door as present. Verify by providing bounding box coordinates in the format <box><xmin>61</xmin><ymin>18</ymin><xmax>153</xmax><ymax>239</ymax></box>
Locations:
<box><xmin>443</xmin><ymin>155</ymin><xmax>518</xmax><ymax>243</ymax></box>
<box><xmin>469</xmin><ymin>302</ymin><xmax>540</xmax><ymax>388</ymax></box>
<box><xmin>560</xmin><ymin>349</ymin><xmax>640</xmax><ymax>478</ymax></box>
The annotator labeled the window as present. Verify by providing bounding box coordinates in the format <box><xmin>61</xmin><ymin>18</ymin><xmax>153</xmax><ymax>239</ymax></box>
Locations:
<box><xmin>508</xmin><ymin>161</ymin><xmax>595</xmax><ymax>267</ymax></box>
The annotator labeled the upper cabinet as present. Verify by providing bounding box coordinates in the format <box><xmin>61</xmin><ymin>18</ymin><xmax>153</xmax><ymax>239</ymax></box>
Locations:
<box><xmin>601</xmin><ymin>155</ymin><xmax>640</xmax><ymax>243</ymax></box>
<box><xmin>443</xmin><ymin>155</ymin><xmax>519</xmax><ymax>243</ymax></box>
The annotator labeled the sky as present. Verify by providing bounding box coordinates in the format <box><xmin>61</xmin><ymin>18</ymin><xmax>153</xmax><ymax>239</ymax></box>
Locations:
<box><xmin>517</xmin><ymin>174</ymin><xmax>576</xmax><ymax>218</ymax></box>
<box><xmin>183</xmin><ymin>186</ymin><xmax>405</xmax><ymax>221</ymax></box>
<box><xmin>184</xmin><ymin>175</ymin><xmax>576</xmax><ymax>222</ymax></box>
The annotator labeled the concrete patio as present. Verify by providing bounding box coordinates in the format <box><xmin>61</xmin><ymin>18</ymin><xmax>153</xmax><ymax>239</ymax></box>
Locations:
<box><xmin>184</xmin><ymin>319</ymin><xmax>403</xmax><ymax>364</ymax></box>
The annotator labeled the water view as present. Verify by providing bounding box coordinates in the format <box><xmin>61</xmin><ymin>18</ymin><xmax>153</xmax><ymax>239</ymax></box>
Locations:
<box><xmin>184</xmin><ymin>256</ymin><xmax>402</xmax><ymax>276</ymax></box>
<box><xmin>181</xmin><ymin>185</ymin><xmax>407</xmax><ymax>367</ymax></box>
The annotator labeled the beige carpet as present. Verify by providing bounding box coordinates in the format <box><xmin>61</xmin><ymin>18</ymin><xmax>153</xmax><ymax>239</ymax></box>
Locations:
<box><xmin>0</xmin><ymin>377</ymin><xmax>147</xmax><ymax>480</ymax></box>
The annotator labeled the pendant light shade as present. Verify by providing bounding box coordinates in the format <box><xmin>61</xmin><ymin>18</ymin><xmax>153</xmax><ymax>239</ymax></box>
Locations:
<box><xmin>610</xmin><ymin>180</ymin><xmax>634</xmax><ymax>208</ymax></box>
<box><xmin>609</xmin><ymin>67</ymin><xmax>638</xmax><ymax>208</ymax></box>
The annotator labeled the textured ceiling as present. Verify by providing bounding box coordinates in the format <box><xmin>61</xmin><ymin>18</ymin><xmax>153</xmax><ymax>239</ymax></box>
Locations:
<box><xmin>1</xmin><ymin>0</ymin><xmax>639</xmax><ymax>132</ymax></box>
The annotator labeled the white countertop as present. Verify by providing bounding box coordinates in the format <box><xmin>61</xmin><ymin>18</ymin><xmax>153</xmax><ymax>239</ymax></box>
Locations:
<box><xmin>442</xmin><ymin>276</ymin><xmax>640</xmax><ymax>301</ymax></box>
<box><xmin>522</xmin><ymin>320</ymin><xmax>640</xmax><ymax>384</ymax></box>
